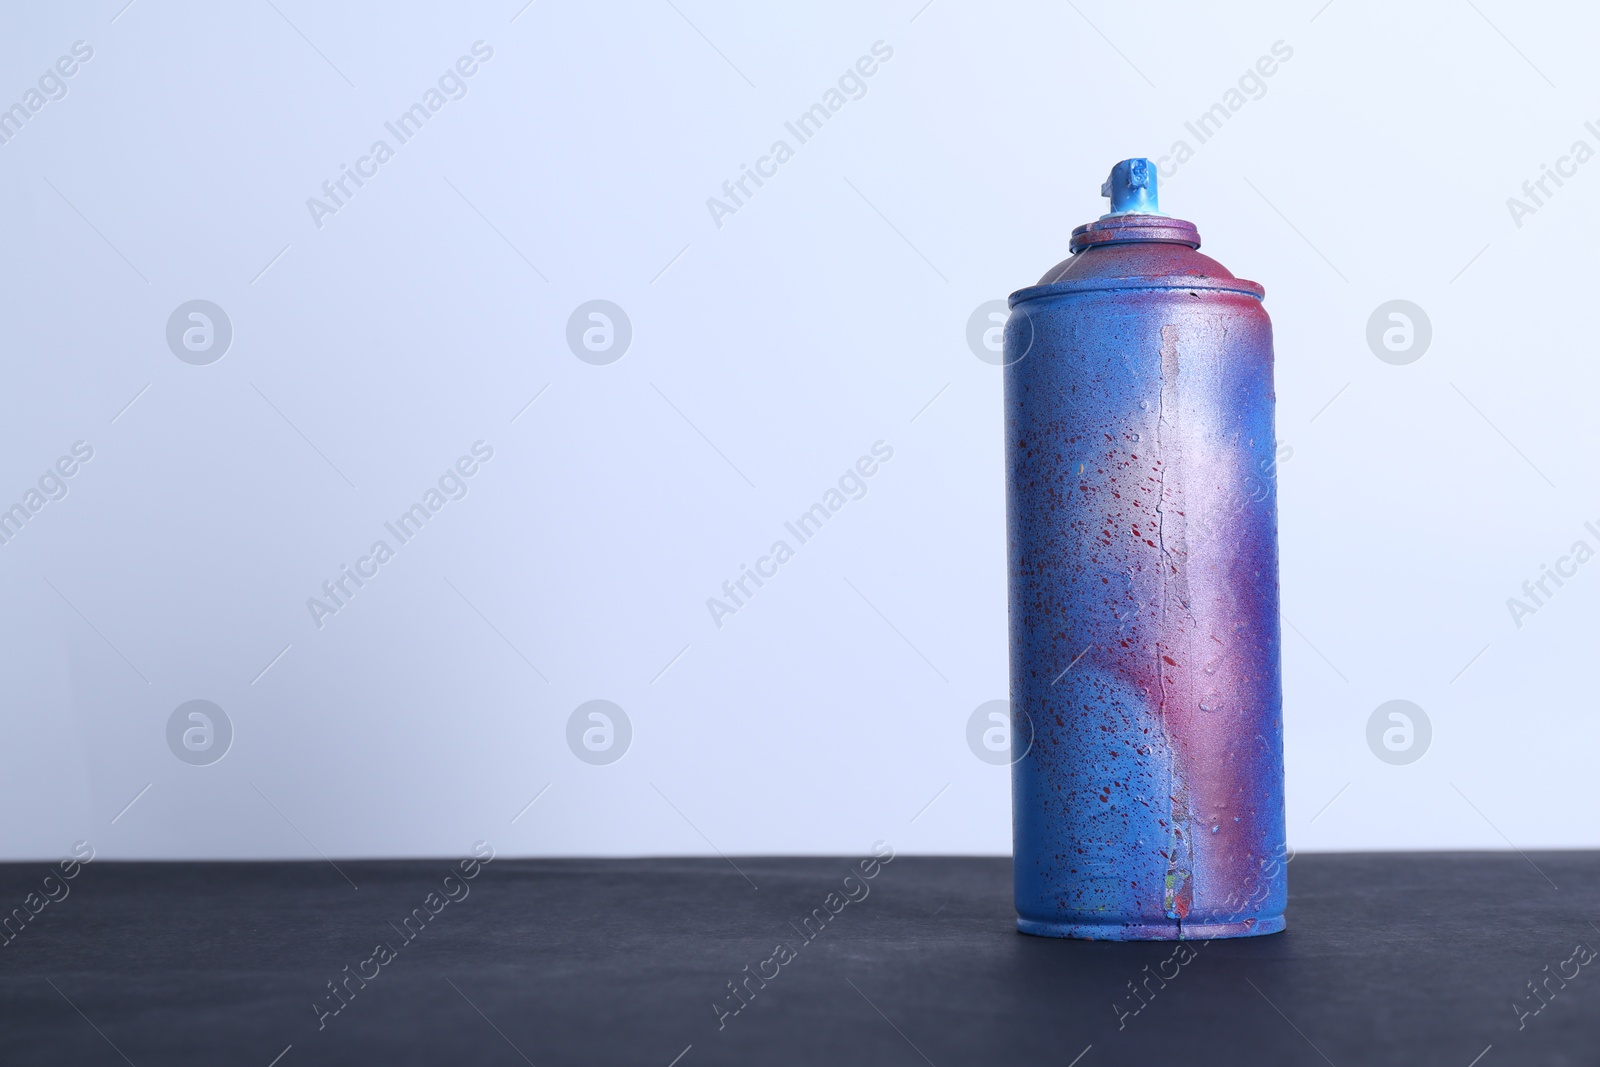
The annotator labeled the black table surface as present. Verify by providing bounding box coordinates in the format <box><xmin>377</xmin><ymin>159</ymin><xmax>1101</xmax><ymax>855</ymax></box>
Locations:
<box><xmin>1</xmin><ymin>852</ymin><xmax>1596</xmax><ymax>1066</ymax></box>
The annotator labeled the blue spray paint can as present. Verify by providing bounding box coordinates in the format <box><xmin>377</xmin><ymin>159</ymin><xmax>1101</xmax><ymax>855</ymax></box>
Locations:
<box><xmin>1006</xmin><ymin>159</ymin><xmax>1288</xmax><ymax>940</ymax></box>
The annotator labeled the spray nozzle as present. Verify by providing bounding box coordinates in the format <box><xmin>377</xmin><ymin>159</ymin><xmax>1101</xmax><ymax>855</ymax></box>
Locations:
<box><xmin>1100</xmin><ymin>158</ymin><xmax>1161</xmax><ymax>216</ymax></box>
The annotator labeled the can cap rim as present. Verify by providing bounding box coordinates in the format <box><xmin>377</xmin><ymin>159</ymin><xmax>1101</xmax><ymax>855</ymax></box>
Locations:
<box><xmin>1009</xmin><ymin>274</ymin><xmax>1265</xmax><ymax>306</ymax></box>
<box><xmin>1070</xmin><ymin>214</ymin><xmax>1201</xmax><ymax>254</ymax></box>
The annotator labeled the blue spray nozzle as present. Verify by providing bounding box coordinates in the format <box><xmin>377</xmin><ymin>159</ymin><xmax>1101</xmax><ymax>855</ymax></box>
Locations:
<box><xmin>1100</xmin><ymin>158</ymin><xmax>1161</xmax><ymax>216</ymax></box>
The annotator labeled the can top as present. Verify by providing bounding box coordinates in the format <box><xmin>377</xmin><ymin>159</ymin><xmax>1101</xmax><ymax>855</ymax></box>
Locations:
<box><xmin>1011</xmin><ymin>157</ymin><xmax>1263</xmax><ymax>305</ymax></box>
<box><xmin>1075</xmin><ymin>157</ymin><xmax>1198</xmax><ymax>254</ymax></box>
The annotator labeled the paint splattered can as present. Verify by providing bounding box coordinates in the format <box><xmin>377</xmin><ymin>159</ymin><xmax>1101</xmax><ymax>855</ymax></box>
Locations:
<box><xmin>1005</xmin><ymin>159</ymin><xmax>1287</xmax><ymax>940</ymax></box>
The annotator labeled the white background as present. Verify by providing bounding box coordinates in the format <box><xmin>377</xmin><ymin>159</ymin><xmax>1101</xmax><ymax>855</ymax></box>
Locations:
<box><xmin>1</xmin><ymin>0</ymin><xmax>1594</xmax><ymax>860</ymax></box>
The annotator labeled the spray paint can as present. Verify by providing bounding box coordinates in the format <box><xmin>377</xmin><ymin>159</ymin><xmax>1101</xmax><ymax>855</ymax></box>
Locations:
<box><xmin>1005</xmin><ymin>159</ymin><xmax>1287</xmax><ymax>939</ymax></box>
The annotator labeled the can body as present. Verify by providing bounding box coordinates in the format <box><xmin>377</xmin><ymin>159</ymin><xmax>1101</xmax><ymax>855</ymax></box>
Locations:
<box><xmin>1005</xmin><ymin>223</ymin><xmax>1287</xmax><ymax>939</ymax></box>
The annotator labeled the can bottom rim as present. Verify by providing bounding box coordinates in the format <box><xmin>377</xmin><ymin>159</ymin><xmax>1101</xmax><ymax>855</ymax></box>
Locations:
<box><xmin>1016</xmin><ymin>914</ymin><xmax>1286</xmax><ymax>941</ymax></box>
